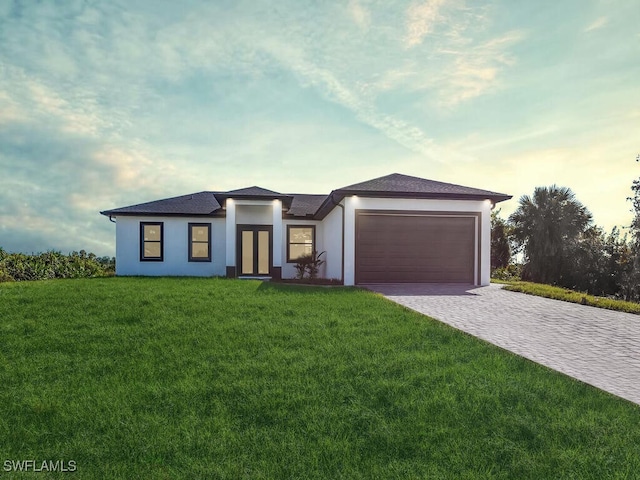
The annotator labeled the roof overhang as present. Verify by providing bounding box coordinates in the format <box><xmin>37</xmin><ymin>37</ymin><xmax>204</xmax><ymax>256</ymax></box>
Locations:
<box><xmin>314</xmin><ymin>190</ymin><xmax>513</xmax><ymax>219</ymax></box>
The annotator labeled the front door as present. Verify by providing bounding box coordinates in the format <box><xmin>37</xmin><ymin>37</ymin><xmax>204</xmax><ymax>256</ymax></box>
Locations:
<box><xmin>237</xmin><ymin>225</ymin><xmax>272</xmax><ymax>276</ymax></box>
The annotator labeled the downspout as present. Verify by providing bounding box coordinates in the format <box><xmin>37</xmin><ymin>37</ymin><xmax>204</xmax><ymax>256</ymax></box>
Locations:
<box><xmin>108</xmin><ymin>215</ymin><xmax>116</xmax><ymax>223</ymax></box>
<box><xmin>329</xmin><ymin>193</ymin><xmax>345</xmax><ymax>285</ymax></box>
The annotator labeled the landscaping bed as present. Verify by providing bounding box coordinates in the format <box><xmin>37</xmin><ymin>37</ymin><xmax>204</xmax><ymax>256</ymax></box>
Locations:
<box><xmin>497</xmin><ymin>280</ymin><xmax>640</xmax><ymax>315</ymax></box>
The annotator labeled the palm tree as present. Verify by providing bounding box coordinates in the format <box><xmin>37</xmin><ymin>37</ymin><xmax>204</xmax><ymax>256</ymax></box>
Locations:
<box><xmin>509</xmin><ymin>185</ymin><xmax>592</xmax><ymax>285</ymax></box>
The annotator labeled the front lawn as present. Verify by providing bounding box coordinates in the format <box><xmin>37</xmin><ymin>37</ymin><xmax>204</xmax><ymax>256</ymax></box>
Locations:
<box><xmin>1</xmin><ymin>278</ymin><xmax>639</xmax><ymax>478</ymax></box>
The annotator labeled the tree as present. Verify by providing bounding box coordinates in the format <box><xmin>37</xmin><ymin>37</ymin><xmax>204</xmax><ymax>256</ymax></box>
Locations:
<box><xmin>626</xmin><ymin>154</ymin><xmax>640</xmax><ymax>300</ymax></box>
<box><xmin>603</xmin><ymin>227</ymin><xmax>635</xmax><ymax>300</ymax></box>
<box><xmin>630</xmin><ymin>155</ymin><xmax>640</xmax><ymax>252</ymax></box>
<box><xmin>490</xmin><ymin>209</ymin><xmax>511</xmax><ymax>270</ymax></box>
<box><xmin>509</xmin><ymin>185</ymin><xmax>592</xmax><ymax>285</ymax></box>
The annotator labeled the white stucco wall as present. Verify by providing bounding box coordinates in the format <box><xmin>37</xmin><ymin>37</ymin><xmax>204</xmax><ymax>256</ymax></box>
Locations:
<box><xmin>341</xmin><ymin>196</ymin><xmax>492</xmax><ymax>286</ymax></box>
<box><xmin>272</xmin><ymin>201</ymin><xmax>283</xmax><ymax>269</ymax></box>
<box><xmin>321</xmin><ymin>203</ymin><xmax>344</xmax><ymax>281</ymax></box>
<box><xmin>113</xmin><ymin>196</ymin><xmax>492</xmax><ymax>284</ymax></box>
<box><xmin>115</xmin><ymin>216</ymin><xmax>226</xmax><ymax>276</ymax></box>
<box><xmin>236</xmin><ymin>204</ymin><xmax>272</xmax><ymax>225</ymax></box>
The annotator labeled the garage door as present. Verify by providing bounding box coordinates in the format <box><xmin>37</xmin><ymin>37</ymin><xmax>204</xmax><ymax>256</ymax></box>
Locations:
<box><xmin>355</xmin><ymin>212</ymin><xmax>476</xmax><ymax>284</ymax></box>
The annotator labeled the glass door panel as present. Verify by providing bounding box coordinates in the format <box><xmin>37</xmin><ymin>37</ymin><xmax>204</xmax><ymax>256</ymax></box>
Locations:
<box><xmin>258</xmin><ymin>230</ymin><xmax>269</xmax><ymax>274</ymax></box>
<box><xmin>241</xmin><ymin>230</ymin><xmax>254</xmax><ymax>274</ymax></box>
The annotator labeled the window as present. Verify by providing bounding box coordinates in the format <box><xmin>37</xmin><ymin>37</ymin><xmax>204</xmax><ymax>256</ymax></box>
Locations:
<box><xmin>140</xmin><ymin>222</ymin><xmax>163</xmax><ymax>261</ymax></box>
<box><xmin>287</xmin><ymin>225</ymin><xmax>315</xmax><ymax>262</ymax></box>
<box><xmin>189</xmin><ymin>223</ymin><xmax>211</xmax><ymax>262</ymax></box>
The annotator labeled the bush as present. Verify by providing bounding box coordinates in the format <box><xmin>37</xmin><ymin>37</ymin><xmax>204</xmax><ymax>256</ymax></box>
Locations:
<box><xmin>0</xmin><ymin>248</ymin><xmax>115</xmax><ymax>282</ymax></box>
<box><xmin>492</xmin><ymin>264</ymin><xmax>522</xmax><ymax>282</ymax></box>
<box><xmin>294</xmin><ymin>251</ymin><xmax>325</xmax><ymax>280</ymax></box>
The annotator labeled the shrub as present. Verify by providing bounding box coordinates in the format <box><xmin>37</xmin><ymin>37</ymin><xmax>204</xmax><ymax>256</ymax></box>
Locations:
<box><xmin>293</xmin><ymin>251</ymin><xmax>326</xmax><ymax>280</ymax></box>
<box><xmin>492</xmin><ymin>263</ymin><xmax>522</xmax><ymax>282</ymax></box>
<box><xmin>0</xmin><ymin>248</ymin><xmax>115</xmax><ymax>282</ymax></box>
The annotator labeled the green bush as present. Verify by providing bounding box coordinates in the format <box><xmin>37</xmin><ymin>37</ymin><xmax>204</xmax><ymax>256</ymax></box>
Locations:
<box><xmin>294</xmin><ymin>251</ymin><xmax>325</xmax><ymax>279</ymax></box>
<box><xmin>0</xmin><ymin>248</ymin><xmax>115</xmax><ymax>282</ymax></box>
<box><xmin>491</xmin><ymin>263</ymin><xmax>522</xmax><ymax>281</ymax></box>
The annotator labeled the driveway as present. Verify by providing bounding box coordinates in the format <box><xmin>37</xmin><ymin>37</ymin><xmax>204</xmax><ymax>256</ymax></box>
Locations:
<box><xmin>367</xmin><ymin>283</ymin><xmax>640</xmax><ymax>406</ymax></box>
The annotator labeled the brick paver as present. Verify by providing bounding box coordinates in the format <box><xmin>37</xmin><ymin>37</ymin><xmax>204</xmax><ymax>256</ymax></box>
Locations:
<box><xmin>367</xmin><ymin>283</ymin><xmax>640</xmax><ymax>406</ymax></box>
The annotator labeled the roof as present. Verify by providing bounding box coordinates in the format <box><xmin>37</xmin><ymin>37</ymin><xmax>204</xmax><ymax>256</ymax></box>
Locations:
<box><xmin>287</xmin><ymin>194</ymin><xmax>328</xmax><ymax>217</ymax></box>
<box><xmin>101</xmin><ymin>173</ymin><xmax>511</xmax><ymax>218</ymax></box>
<box><xmin>314</xmin><ymin>173</ymin><xmax>512</xmax><ymax>218</ymax></box>
<box><xmin>338</xmin><ymin>173</ymin><xmax>510</xmax><ymax>198</ymax></box>
<box><xmin>100</xmin><ymin>192</ymin><xmax>221</xmax><ymax>216</ymax></box>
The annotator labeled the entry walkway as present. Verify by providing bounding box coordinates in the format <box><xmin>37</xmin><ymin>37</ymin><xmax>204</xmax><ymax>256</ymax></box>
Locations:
<box><xmin>367</xmin><ymin>283</ymin><xmax>640</xmax><ymax>406</ymax></box>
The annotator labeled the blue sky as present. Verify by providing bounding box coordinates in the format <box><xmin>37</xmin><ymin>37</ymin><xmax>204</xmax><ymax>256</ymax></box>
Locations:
<box><xmin>1</xmin><ymin>0</ymin><xmax>638</xmax><ymax>256</ymax></box>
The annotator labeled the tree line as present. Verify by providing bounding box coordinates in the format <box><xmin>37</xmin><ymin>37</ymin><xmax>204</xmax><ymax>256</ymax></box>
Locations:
<box><xmin>492</xmin><ymin>156</ymin><xmax>640</xmax><ymax>302</ymax></box>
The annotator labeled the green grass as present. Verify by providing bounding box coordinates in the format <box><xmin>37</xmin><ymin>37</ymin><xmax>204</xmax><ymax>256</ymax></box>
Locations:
<box><xmin>1</xmin><ymin>277</ymin><xmax>640</xmax><ymax>479</ymax></box>
<box><xmin>497</xmin><ymin>280</ymin><xmax>640</xmax><ymax>315</ymax></box>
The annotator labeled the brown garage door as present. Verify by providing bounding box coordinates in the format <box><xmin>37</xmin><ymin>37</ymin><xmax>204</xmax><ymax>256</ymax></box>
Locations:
<box><xmin>355</xmin><ymin>212</ymin><xmax>476</xmax><ymax>284</ymax></box>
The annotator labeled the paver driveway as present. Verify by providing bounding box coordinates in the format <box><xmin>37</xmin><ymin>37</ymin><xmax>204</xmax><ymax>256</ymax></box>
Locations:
<box><xmin>367</xmin><ymin>283</ymin><xmax>640</xmax><ymax>406</ymax></box>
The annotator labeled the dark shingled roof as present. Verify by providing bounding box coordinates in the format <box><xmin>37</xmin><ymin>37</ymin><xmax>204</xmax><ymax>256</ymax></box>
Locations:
<box><xmin>313</xmin><ymin>173</ymin><xmax>512</xmax><ymax>219</ymax></box>
<box><xmin>337</xmin><ymin>173</ymin><xmax>509</xmax><ymax>198</ymax></box>
<box><xmin>101</xmin><ymin>192</ymin><xmax>221</xmax><ymax>216</ymax></box>
<box><xmin>287</xmin><ymin>194</ymin><xmax>328</xmax><ymax>217</ymax></box>
<box><xmin>101</xmin><ymin>174</ymin><xmax>511</xmax><ymax>218</ymax></box>
<box><xmin>222</xmin><ymin>186</ymin><xmax>285</xmax><ymax>197</ymax></box>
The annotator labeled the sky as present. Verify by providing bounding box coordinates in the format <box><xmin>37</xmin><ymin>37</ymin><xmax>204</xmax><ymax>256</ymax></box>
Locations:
<box><xmin>0</xmin><ymin>0</ymin><xmax>638</xmax><ymax>257</ymax></box>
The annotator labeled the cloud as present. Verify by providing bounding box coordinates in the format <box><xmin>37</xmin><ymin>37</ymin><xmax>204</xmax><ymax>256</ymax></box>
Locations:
<box><xmin>585</xmin><ymin>16</ymin><xmax>608</xmax><ymax>32</ymax></box>
<box><xmin>434</xmin><ymin>30</ymin><xmax>523</xmax><ymax>106</ymax></box>
<box><xmin>348</xmin><ymin>0</ymin><xmax>371</xmax><ymax>30</ymax></box>
<box><xmin>353</xmin><ymin>3</ymin><xmax>524</xmax><ymax>107</ymax></box>
<box><xmin>404</xmin><ymin>0</ymin><xmax>447</xmax><ymax>48</ymax></box>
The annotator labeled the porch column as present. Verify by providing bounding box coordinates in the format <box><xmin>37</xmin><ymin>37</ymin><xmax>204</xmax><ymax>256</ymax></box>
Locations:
<box><xmin>225</xmin><ymin>199</ymin><xmax>236</xmax><ymax>277</ymax></box>
<box><xmin>272</xmin><ymin>200</ymin><xmax>282</xmax><ymax>279</ymax></box>
<box><xmin>343</xmin><ymin>196</ymin><xmax>356</xmax><ymax>286</ymax></box>
<box><xmin>480</xmin><ymin>200</ymin><xmax>492</xmax><ymax>286</ymax></box>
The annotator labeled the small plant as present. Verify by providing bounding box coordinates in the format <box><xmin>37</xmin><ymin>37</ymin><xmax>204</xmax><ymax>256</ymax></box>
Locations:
<box><xmin>293</xmin><ymin>251</ymin><xmax>325</xmax><ymax>280</ymax></box>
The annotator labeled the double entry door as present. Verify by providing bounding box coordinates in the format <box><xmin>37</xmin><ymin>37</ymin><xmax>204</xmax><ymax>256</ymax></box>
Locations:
<box><xmin>237</xmin><ymin>225</ymin><xmax>272</xmax><ymax>276</ymax></box>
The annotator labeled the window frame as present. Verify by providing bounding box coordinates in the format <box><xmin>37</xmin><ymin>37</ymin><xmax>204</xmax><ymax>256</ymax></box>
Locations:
<box><xmin>188</xmin><ymin>222</ymin><xmax>212</xmax><ymax>262</ymax></box>
<box><xmin>140</xmin><ymin>222</ymin><xmax>164</xmax><ymax>262</ymax></box>
<box><xmin>286</xmin><ymin>225</ymin><xmax>316</xmax><ymax>263</ymax></box>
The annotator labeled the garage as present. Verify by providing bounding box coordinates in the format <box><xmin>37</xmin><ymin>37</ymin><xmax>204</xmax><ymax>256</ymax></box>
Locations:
<box><xmin>355</xmin><ymin>211</ymin><xmax>478</xmax><ymax>284</ymax></box>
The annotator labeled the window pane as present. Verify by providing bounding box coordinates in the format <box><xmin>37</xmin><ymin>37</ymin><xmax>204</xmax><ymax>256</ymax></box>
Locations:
<box><xmin>242</xmin><ymin>231</ymin><xmax>253</xmax><ymax>274</ymax></box>
<box><xmin>290</xmin><ymin>227</ymin><xmax>313</xmax><ymax>244</ymax></box>
<box><xmin>192</xmin><ymin>243</ymin><xmax>209</xmax><ymax>258</ymax></box>
<box><xmin>192</xmin><ymin>225</ymin><xmax>209</xmax><ymax>242</ymax></box>
<box><xmin>289</xmin><ymin>244</ymin><xmax>312</xmax><ymax>261</ymax></box>
<box><xmin>258</xmin><ymin>231</ymin><xmax>269</xmax><ymax>274</ymax></box>
<box><xmin>144</xmin><ymin>225</ymin><xmax>161</xmax><ymax>241</ymax></box>
<box><xmin>144</xmin><ymin>242</ymin><xmax>161</xmax><ymax>258</ymax></box>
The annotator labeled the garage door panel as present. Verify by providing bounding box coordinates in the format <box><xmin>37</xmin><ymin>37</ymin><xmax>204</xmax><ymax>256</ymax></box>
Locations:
<box><xmin>355</xmin><ymin>213</ymin><xmax>476</xmax><ymax>284</ymax></box>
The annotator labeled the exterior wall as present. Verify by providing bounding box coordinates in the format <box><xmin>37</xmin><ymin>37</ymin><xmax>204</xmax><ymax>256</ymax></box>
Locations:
<box><xmin>272</xmin><ymin>201</ymin><xmax>283</xmax><ymax>271</ymax></box>
<box><xmin>113</xmin><ymin>196</ymin><xmax>492</xmax><ymax>285</ymax></box>
<box><xmin>236</xmin><ymin>205</ymin><xmax>272</xmax><ymax>225</ymax></box>
<box><xmin>226</xmin><ymin>200</ymin><xmax>281</xmax><ymax>276</ymax></box>
<box><xmin>341</xmin><ymin>196</ymin><xmax>492</xmax><ymax>286</ymax></box>
<box><xmin>321</xmin><ymin>202</ymin><xmax>344</xmax><ymax>281</ymax></box>
<box><xmin>281</xmin><ymin>219</ymin><xmax>323</xmax><ymax>279</ymax></box>
<box><xmin>115</xmin><ymin>216</ymin><xmax>226</xmax><ymax>276</ymax></box>
<box><xmin>480</xmin><ymin>200</ymin><xmax>492</xmax><ymax>285</ymax></box>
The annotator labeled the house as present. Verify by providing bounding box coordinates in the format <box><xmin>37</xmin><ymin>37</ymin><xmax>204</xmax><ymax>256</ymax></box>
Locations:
<box><xmin>100</xmin><ymin>173</ymin><xmax>511</xmax><ymax>285</ymax></box>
